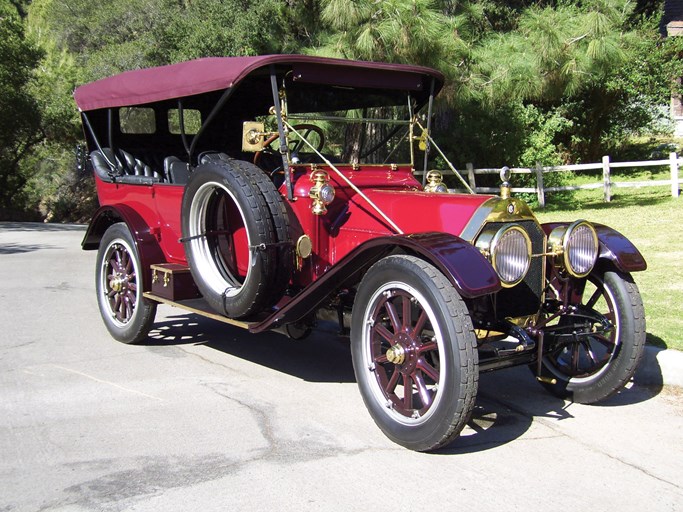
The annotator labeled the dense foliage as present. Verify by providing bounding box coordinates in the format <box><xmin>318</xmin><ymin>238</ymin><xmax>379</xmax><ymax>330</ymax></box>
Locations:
<box><xmin>1</xmin><ymin>0</ymin><xmax>681</xmax><ymax>220</ymax></box>
<box><xmin>0</xmin><ymin>0</ymin><xmax>42</xmax><ymax>217</ymax></box>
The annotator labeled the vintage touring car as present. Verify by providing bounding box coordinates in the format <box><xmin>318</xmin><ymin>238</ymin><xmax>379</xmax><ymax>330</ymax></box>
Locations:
<box><xmin>75</xmin><ymin>55</ymin><xmax>647</xmax><ymax>451</ymax></box>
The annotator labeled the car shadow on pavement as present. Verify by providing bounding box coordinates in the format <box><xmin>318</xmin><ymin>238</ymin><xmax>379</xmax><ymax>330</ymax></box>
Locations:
<box><xmin>145</xmin><ymin>311</ymin><xmax>664</xmax><ymax>454</ymax></box>
<box><xmin>147</xmin><ymin>312</ymin><xmax>356</xmax><ymax>384</ymax></box>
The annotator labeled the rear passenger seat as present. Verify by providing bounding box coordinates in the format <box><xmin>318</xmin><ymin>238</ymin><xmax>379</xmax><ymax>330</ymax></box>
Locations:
<box><xmin>90</xmin><ymin>148</ymin><xmax>166</xmax><ymax>184</ymax></box>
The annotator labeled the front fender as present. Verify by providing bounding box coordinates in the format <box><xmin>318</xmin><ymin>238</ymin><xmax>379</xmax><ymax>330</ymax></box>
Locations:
<box><xmin>250</xmin><ymin>232</ymin><xmax>500</xmax><ymax>333</ymax></box>
<box><xmin>82</xmin><ymin>204</ymin><xmax>166</xmax><ymax>292</ymax></box>
<box><xmin>542</xmin><ymin>222</ymin><xmax>646</xmax><ymax>273</ymax></box>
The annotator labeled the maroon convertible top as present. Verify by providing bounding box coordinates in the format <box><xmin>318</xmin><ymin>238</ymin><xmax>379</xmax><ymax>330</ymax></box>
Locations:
<box><xmin>73</xmin><ymin>55</ymin><xmax>444</xmax><ymax>112</ymax></box>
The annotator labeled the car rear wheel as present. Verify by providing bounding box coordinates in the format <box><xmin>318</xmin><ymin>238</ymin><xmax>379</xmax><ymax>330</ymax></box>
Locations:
<box><xmin>537</xmin><ymin>270</ymin><xmax>645</xmax><ymax>403</ymax></box>
<box><xmin>96</xmin><ymin>222</ymin><xmax>156</xmax><ymax>344</ymax></box>
<box><xmin>351</xmin><ymin>255</ymin><xmax>478</xmax><ymax>452</ymax></box>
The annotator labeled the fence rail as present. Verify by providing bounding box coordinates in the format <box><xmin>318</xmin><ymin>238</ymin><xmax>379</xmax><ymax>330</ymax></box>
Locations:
<box><xmin>464</xmin><ymin>152</ymin><xmax>681</xmax><ymax>207</ymax></box>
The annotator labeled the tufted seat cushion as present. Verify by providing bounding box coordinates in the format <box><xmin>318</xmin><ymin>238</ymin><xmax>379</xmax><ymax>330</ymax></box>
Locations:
<box><xmin>90</xmin><ymin>148</ymin><xmax>164</xmax><ymax>183</ymax></box>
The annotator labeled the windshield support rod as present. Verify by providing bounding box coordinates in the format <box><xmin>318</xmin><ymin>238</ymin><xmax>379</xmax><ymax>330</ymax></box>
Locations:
<box><xmin>270</xmin><ymin>65</ymin><xmax>293</xmax><ymax>200</ymax></box>
<box><xmin>422</xmin><ymin>78</ymin><xmax>435</xmax><ymax>185</ymax></box>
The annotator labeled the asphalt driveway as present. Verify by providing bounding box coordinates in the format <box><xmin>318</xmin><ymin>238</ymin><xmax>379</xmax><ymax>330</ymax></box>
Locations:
<box><xmin>1</xmin><ymin>222</ymin><xmax>681</xmax><ymax>511</ymax></box>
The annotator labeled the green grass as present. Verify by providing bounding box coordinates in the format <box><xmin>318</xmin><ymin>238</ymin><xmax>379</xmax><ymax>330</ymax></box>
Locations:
<box><xmin>531</xmin><ymin>183</ymin><xmax>683</xmax><ymax>351</ymax></box>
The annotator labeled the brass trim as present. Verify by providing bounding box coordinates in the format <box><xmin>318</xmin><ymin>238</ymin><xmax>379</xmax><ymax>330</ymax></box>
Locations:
<box><xmin>423</xmin><ymin>170</ymin><xmax>448</xmax><ymax>193</ymax></box>
<box><xmin>386</xmin><ymin>345</ymin><xmax>406</xmax><ymax>365</ymax></box>
<box><xmin>475</xmin><ymin>224</ymin><xmax>532</xmax><ymax>288</ymax></box>
<box><xmin>548</xmin><ymin>220</ymin><xmax>598</xmax><ymax>278</ymax></box>
<box><xmin>309</xmin><ymin>170</ymin><xmax>335</xmax><ymax>215</ymax></box>
<box><xmin>460</xmin><ymin>197</ymin><xmax>537</xmax><ymax>242</ymax></box>
<box><xmin>242</xmin><ymin>121</ymin><xmax>267</xmax><ymax>152</ymax></box>
<box><xmin>296</xmin><ymin>235</ymin><xmax>313</xmax><ymax>259</ymax></box>
<box><xmin>506</xmin><ymin>314</ymin><xmax>539</xmax><ymax>328</ymax></box>
<box><xmin>536</xmin><ymin>376</ymin><xmax>557</xmax><ymax>385</ymax></box>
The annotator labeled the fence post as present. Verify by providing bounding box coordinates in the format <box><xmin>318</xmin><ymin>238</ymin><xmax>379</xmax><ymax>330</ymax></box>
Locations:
<box><xmin>466</xmin><ymin>163</ymin><xmax>476</xmax><ymax>191</ymax></box>
<box><xmin>535</xmin><ymin>163</ymin><xmax>545</xmax><ymax>208</ymax></box>
<box><xmin>671</xmin><ymin>152</ymin><xmax>680</xmax><ymax>198</ymax></box>
<box><xmin>602</xmin><ymin>155</ymin><xmax>611</xmax><ymax>202</ymax></box>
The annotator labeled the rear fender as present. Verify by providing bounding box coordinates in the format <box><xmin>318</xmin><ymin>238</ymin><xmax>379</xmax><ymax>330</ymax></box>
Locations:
<box><xmin>250</xmin><ymin>232</ymin><xmax>500</xmax><ymax>333</ymax></box>
<box><xmin>82</xmin><ymin>205</ymin><xmax>166</xmax><ymax>292</ymax></box>
<box><xmin>542</xmin><ymin>222</ymin><xmax>646</xmax><ymax>273</ymax></box>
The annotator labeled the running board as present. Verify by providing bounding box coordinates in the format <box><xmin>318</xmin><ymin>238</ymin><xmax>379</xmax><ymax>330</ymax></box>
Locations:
<box><xmin>143</xmin><ymin>293</ymin><xmax>254</xmax><ymax>330</ymax></box>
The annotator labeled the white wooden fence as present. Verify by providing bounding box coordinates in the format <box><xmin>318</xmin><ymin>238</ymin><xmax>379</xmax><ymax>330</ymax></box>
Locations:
<box><xmin>464</xmin><ymin>152</ymin><xmax>682</xmax><ymax>207</ymax></box>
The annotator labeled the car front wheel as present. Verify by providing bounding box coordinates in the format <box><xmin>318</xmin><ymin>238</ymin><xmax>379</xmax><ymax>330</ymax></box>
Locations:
<box><xmin>351</xmin><ymin>255</ymin><xmax>478</xmax><ymax>452</ymax></box>
<box><xmin>538</xmin><ymin>270</ymin><xmax>646</xmax><ymax>403</ymax></box>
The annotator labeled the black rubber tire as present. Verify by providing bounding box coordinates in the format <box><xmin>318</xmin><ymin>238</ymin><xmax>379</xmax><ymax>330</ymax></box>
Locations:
<box><xmin>96</xmin><ymin>222</ymin><xmax>156</xmax><ymax>344</ymax></box>
<box><xmin>351</xmin><ymin>255</ymin><xmax>478</xmax><ymax>452</ymax></box>
<box><xmin>538</xmin><ymin>270</ymin><xmax>646</xmax><ymax>403</ymax></box>
<box><xmin>181</xmin><ymin>161</ymin><xmax>278</xmax><ymax>318</ymax></box>
<box><xmin>229</xmin><ymin>158</ymin><xmax>293</xmax><ymax>302</ymax></box>
<box><xmin>198</xmin><ymin>154</ymin><xmax>293</xmax><ymax>303</ymax></box>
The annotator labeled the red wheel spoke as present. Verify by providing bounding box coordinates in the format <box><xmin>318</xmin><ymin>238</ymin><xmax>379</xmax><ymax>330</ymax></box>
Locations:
<box><xmin>402</xmin><ymin>297</ymin><xmax>412</xmax><ymax>331</ymax></box>
<box><xmin>413</xmin><ymin>373</ymin><xmax>431</xmax><ymax>408</ymax></box>
<box><xmin>585</xmin><ymin>287</ymin><xmax>603</xmax><ymax>309</ymax></box>
<box><xmin>373</xmin><ymin>323</ymin><xmax>394</xmax><ymax>343</ymax></box>
<box><xmin>418</xmin><ymin>341</ymin><xmax>437</xmax><ymax>354</ymax></box>
<box><xmin>417</xmin><ymin>359</ymin><xmax>439</xmax><ymax>382</ymax></box>
<box><xmin>581</xmin><ymin>340</ymin><xmax>599</xmax><ymax>366</ymax></box>
<box><xmin>385</xmin><ymin>369</ymin><xmax>400</xmax><ymax>394</ymax></box>
<box><xmin>413</xmin><ymin>310</ymin><xmax>428</xmax><ymax>336</ymax></box>
<box><xmin>124</xmin><ymin>300</ymin><xmax>133</xmax><ymax>321</ymax></box>
<box><xmin>591</xmin><ymin>333</ymin><xmax>616</xmax><ymax>348</ymax></box>
<box><xmin>115</xmin><ymin>298</ymin><xmax>123</xmax><ymax>320</ymax></box>
<box><xmin>384</xmin><ymin>301</ymin><xmax>401</xmax><ymax>332</ymax></box>
<box><xmin>571</xmin><ymin>343</ymin><xmax>581</xmax><ymax>374</ymax></box>
<box><xmin>402</xmin><ymin>374</ymin><xmax>413</xmax><ymax>410</ymax></box>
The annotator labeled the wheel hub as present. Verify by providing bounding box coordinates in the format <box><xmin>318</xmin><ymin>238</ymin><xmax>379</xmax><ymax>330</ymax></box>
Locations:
<box><xmin>387</xmin><ymin>332</ymin><xmax>419</xmax><ymax>372</ymax></box>
<box><xmin>110</xmin><ymin>274</ymin><xmax>126</xmax><ymax>293</ymax></box>
<box><xmin>386</xmin><ymin>344</ymin><xmax>406</xmax><ymax>364</ymax></box>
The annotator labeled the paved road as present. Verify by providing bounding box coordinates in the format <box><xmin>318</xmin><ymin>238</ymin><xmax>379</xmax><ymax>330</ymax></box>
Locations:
<box><xmin>1</xmin><ymin>222</ymin><xmax>682</xmax><ymax>512</ymax></box>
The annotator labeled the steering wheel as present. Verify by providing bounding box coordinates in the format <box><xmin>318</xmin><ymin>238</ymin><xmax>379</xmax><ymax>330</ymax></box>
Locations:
<box><xmin>254</xmin><ymin>124</ymin><xmax>326</xmax><ymax>170</ymax></box>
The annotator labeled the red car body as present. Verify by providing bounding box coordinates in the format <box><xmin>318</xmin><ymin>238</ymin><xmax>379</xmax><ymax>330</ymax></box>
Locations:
<box><xmin>76</xmin><ymin>55</ymin><xmax>647</xmax><ymax>452</ymax></box>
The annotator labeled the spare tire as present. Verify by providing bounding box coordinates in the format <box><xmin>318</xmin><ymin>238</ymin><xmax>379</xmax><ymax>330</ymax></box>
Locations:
<box><xmin>199</xmin><ymin>154</ymin><xmax>293</xmax><ymax>303</ymax></box>
<box><xmin>181</xmin><ymin>161</ymin><xmax>279</xmax><ymax>318</ymax></box>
